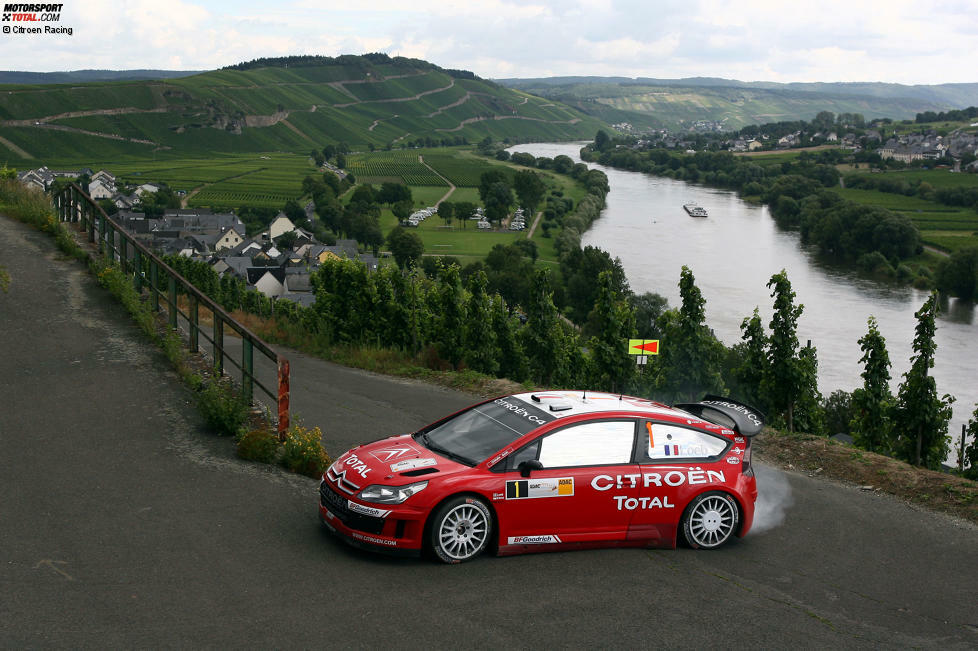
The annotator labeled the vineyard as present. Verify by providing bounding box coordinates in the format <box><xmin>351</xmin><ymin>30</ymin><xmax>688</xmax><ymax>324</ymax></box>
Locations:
<box><xmin>346</xmin><ymin>151</ymin><xmax>447</xmax><ymax>186</ymax></box>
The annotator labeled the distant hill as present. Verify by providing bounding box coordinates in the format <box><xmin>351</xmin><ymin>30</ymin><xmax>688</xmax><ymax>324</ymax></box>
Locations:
<box><xmin>0</xmin><ymin>69</ymin><xmax>202</xmax><ymax>84</ymax></box>
<box><xmin>0</xmin><ymin>54</ymin><xmax>604</xmax><ymax>164</ymax></box>
<box><xmin>496</xmin><ymin>76</ymin><xmax>978</xmax><ymax>131</ymax></box>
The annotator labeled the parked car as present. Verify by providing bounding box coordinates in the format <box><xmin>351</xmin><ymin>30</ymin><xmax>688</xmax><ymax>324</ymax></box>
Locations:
<box><xmin>319</xmin><ymin>391</ymin><xmax>763</xmax><ymax>563</ymax></box>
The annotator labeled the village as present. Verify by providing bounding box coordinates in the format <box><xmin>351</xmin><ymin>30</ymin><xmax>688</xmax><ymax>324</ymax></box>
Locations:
<box><xmin>16</xmin><ymin>166</ymin><xmax>377</xmax><ymax>307</ymax></box>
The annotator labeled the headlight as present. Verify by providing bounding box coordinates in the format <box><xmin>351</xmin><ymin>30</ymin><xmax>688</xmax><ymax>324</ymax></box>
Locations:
<box><xmin>358</xmin><ymin>481</ymin><xmax>428</xmax><ymax>504</ymax></box>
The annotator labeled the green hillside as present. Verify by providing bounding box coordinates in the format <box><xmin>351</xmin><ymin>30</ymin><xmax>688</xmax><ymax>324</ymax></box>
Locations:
<box><xmin>498</xmin><ymin>78</ymin><xmax>976</xmax><ymax>131</ymax></box>
<box><xmin>0</xmin><ymin>54</ymin><xmax>605</xmax><ymax>166</ymax></box>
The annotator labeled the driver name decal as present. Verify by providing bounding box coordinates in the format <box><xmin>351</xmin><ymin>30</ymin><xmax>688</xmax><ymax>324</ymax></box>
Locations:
<box><xmin>506</xmin><ymin>477</ymin><xmax>574</xmax><ymax>499</ymax></box>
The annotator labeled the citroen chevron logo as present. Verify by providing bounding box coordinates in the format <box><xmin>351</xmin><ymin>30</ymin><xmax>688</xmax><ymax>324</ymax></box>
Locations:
<box><xmin>371</xmin><ymin>445</ymin><xmax>413</xmax><ymax>462</ymax></box>
<box><xmin>327</xmin><ymin>467</ymin><xmax>360</xmax><ymax>494</ymax></box>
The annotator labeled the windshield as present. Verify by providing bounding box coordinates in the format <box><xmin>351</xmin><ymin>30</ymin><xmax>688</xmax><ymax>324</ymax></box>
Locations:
<box><xmin>418</xmin><ymin>397</ymin><xmax>555</xmax><ymax>465</ymax></box>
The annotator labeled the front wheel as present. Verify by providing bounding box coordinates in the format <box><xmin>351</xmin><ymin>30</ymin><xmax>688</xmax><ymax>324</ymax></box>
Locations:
<box><xmin>429</xmin><ymin>496</ymin><xmax>492</xmax><ymax>564</ymax></box>
<box><xmin>680</xmin><ymin>491</ymin><xmax>739</xmax><ymax>549</ymax></box>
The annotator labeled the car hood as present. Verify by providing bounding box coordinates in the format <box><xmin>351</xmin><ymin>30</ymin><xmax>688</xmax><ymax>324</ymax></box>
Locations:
<box><xmin>327</xmin><ymin>434</ymin><xmax>468</xmax><ymax>489</ymax></box>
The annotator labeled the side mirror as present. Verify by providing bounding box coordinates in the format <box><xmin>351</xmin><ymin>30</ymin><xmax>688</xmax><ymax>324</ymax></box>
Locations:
<box><xmin>518</xmin><ymin>459</ymin><xmax>543</xmax><ymax>478</ymax></box>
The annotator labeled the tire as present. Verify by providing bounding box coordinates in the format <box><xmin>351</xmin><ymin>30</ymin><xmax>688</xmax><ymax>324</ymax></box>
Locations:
<box><xmin>680</xmin><ymin>491</ymin><xmax>739</xmax><ymax>550</ymax></box>
<box><xmin>429</xmin><ymin>496</ymin><xmax>493</xmax><ymax>564</ymax></box>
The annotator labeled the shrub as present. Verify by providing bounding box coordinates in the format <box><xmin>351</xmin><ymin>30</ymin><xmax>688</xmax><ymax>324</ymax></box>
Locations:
<box><xmin>197</xmin><ymin>377</ymin><xmax>249</xmax><ymax>436</ymax></box>
<box><xmin>236</xmin><ymin>427</ymin><xmax>280</xmax><ymax>463</ymax></box>
<box><xmin>280</xmin><ymin>423</ymin><xmax>331</xmax><ymax>477</ymax></box>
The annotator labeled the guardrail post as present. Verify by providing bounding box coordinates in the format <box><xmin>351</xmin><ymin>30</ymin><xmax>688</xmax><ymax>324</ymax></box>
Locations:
<box><xmin>242</xmin><ymin>339</ymin><xmax>253</xmax><ymax>404</ymax></box>
<box><xmin>133</xmin><ymin>250</ymin><xmax>143</xmax><ymax>294</ymax></box>
<box><xmin>98</xmin><ymin>213</ymin><xmax>106</xmax><ymax>255</ymax></box>
<box><xmin>277</xmin><ymin>358</ymin><xmax>290</xmax><ymax>441</ymax></box>
<box><xmin>150</xmin><ymin>260</ymin><xmax>159</xmax><ymax>312</ymax></box>
<box><xmin>189</xmin><ymin>295</ymin><xmax>199</xmax><ymax>353</ymax></box>
<box><xmin>168</xmin><ymin>275</ymin><xmax>177</xmax><ymax>329</ymax></box>
<box><xmin>120</xmin><ymin>237</ymin><xmax>128</xmax><ymax>274</ymax></box>
<box><xmin>86</xmin><ymin>196</ymin><xmax>94</xmax><ymax>243</ymax></box>
<box><xmin>213</xmin><ymin>318</ymin><xmax>223</xmax><ymax>375</ymax></box>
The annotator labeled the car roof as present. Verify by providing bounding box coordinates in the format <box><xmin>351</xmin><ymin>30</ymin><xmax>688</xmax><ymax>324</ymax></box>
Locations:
<box><xmin>511</xmin><ymin>391</ymin><xmax>689</xmax><ymax>421</ymax></box>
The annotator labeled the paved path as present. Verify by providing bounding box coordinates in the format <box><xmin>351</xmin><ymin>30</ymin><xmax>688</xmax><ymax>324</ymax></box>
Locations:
<box><xmin>2</xmin><ymin>215</ymin><xmax>977</xmax><ymax>648</ymax></box>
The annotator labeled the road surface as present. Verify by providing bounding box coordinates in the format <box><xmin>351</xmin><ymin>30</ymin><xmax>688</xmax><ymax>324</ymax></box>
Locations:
<box><xmin>2</xmin><ymin>215</ymin><xmax>976</xmax><ymax>648</ymax></box>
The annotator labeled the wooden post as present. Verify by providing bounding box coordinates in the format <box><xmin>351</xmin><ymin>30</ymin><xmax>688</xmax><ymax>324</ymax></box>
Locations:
<box><xmin>213</xmin><ymin>318</ymin><xmax>223</xmax><ymax>375</ymax></box>
<box><xmin>150</xmin><ymin>261</ymin><xmax>159</xmax><ymax>312</ymax></box>
<box><xmin>189</xmin><ymin>295</ymin><xmax>199</xmax><ymax>353</ymax></box>
<box><xmin>168</xmin><ymin>275</ymin><xmax>177</xmax><ymax>329</ymax></box>
<box><xmin>242</xmin><ymin>339</ymin><xmax>254</xmax><ymax>404</ymax></box>
<box><xmin>277</xmin><ymin>358</ymin><xmax>290</xmax><ymax>441</ymax></box>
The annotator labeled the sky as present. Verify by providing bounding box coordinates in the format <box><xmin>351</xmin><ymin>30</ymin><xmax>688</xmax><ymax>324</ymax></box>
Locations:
<box><xmin>1</xmin><ymin>0</ymin><xmax>975</xmax><ymax>84</ymax></box>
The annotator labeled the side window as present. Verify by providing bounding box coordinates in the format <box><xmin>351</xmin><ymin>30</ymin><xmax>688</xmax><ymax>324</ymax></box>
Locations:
<box><xmin>645</xmin><ymin>422</ymin><xmax>727</xmax><ymax>460</ymax></box>
<box><xmin>506</xmin><ymin>440</ymin><xmax>540</xmax><ymax>471</ymax></box>
<box><xmin>537</xmin><ymin>421</ymin><xmax>635</xmax><ymax>468</ymax></box>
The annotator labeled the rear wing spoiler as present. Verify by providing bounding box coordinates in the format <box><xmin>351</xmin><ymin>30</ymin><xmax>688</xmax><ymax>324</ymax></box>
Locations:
<box><xmin>673</xmin><ymin>395</ymin><xmax>765</xmax><ymax>437</ymax></box>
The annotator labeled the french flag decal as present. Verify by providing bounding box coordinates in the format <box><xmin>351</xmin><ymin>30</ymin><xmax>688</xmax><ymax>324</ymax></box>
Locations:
<box><xmin>664</xmin><ymin>445</ymin><xmax>679</xmax><ymax>456</ymax></box>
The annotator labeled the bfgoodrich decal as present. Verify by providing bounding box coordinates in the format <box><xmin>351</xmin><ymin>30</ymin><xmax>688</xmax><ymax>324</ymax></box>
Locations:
<box><xmin>508</xmin><ymin>535</ymin><xmax>562</xmax><ymax>544</ymax></box>
<box><xmin>506</xmin><ymin>477</ymin><xmax>574</xmax><ymax>499</ymax></box>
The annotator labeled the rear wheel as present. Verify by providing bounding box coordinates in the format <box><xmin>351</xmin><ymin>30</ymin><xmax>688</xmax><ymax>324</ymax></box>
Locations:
<box><xmin>429</xmin><ymin>496</ymin><xmax>492</xmax><ymax>564</ymax></box>
<box><xmin>681</xmin><ymin>491</ymin><xmax>739</xmax><ymax>549</ymax></box>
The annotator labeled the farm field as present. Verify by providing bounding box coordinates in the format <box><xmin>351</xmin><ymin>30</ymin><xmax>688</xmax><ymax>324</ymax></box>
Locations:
<box><xmin>62</xmin><ymin>152</ymin><xmax>319</xmax><ymax>210</ymax></box>
<box><xmin>831</xmin><ymin>187</ymin><xmax>978</xmax><ymax>251</ymax></box>
<box><xmin>845</xmin><ymin>168</ymin><xmax>978</xmax><ymax>190</ymax></box>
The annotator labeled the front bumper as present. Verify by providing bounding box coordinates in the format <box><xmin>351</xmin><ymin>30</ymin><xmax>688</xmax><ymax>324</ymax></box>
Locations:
<box><xmin>318</xmin><ymin>480</ymin><xmax>426</xmax><ymax>557</ymax></box>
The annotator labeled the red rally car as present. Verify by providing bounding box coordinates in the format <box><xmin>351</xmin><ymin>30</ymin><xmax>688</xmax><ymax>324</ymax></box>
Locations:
<box><xmin>319</xmin><ymin>391</ymin><xmax>763</xmax><ymax>563</ymax></box>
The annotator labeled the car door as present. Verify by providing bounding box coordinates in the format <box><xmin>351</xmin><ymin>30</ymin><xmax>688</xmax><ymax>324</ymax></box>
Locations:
<box><xmin>632</xmin><ymin>420</ymin><xmax>731</xmax><ymax>542</ymax></box>
<box><xmin>497</xmin><ymin>419</ymin><xmax>642</xmax><ymax>544</ymax></box>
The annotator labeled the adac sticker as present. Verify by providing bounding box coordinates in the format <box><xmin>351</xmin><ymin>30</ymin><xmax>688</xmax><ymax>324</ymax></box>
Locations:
<box><xmin>390</xmin><ymin>457</ymin><xmax>436</xmax><ymax>472</ymax></box>
<box><xmin>506</xmin><ymin>477</ymin><xmax>574</xmax><ymax>499</ymax></box>
<box><xmin>726</xmin><ymin>456</ymin><xmax>740</xmax><ymax>464</ymax></box>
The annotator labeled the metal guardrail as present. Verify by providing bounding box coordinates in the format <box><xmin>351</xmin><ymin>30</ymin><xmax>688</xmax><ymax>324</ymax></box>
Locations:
<box><xmin>53</xmin><ymin>183</ymin><xmax>291</xmax><ymax>438</ymax></box>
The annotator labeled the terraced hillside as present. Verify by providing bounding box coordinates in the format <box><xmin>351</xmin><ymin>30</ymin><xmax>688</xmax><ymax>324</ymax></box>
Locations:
<box><xmin>499</xmin><ymin>78</ymin><xmax>977</xmax><ymax>132</ymax></box>
<box><xmin>0</xmin><ymin>54</ymin><xmax>604</xmax><ymax>164</ymax></box>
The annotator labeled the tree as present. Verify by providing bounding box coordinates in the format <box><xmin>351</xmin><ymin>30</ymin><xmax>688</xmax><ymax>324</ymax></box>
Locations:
<box><xmin>655</xmin><ymin>266</ymin><xmax>726</xmax><ymax>402</ymax></box>
<box><xmin>521</xmin><ymin>269</ymin><xmax>569</xmax><ymax>386</ymax></box>
<box><xmin>587</xmin><ymin>271</ymin><xmax>636</xmax><ymax>393</ymax></box>
<box><xmin>463</xmin><ymin>271</ymin><xmax>499</xmax><ymax>375</ymax></box>
<box><xmin>891</xmin><ymin>293</ymin><xmax>955</xmax><ymax>468</ymax></box>
<box><xmin>283</xmin><ymin>199</ymin><xmax>306</xmax><ymax>226</ymax></box>
<box><xmin>437</xmin><ymin>202</ymin><xmax>455</xmax><ymax>228</ymax></box>
<box><xmin>963</xmin><ymin>404</ymin><xmax>978</xmax><ymax>480</ymax></box>
<box><xmin>454</xmin><ymin>201</ymin><xmax>475</xmax><ymax>229</ymax></box>
<box><xmin>484</xmin><ymin>181</ymin><xmax>514</xmax><ymax>226</ymax></box>
<box><xmin>490</xmin><ymin>294</ymin><xmax>525</xmax><ymax>381</ymax></box>
<box><xmin>433</xmin><ymin>264</ymin><xmax>466</xmax><ymax>369</ymax></box>
<box><xmin>734</xmin><ymin>307</ymin><xmax>768</xmax><ymax>411</ymax></box>
<box><xmin>392</xmin><ymin>199</ymin><xmax>414</xmax><ymax>222</ymax></box>
<box><xmin>478</xmin><ymin>169</ymin><xmax>509</xmax><ymax>203</ymax></box>
<box><xmin>387</xmin><ymin>226</ymin><xmax>424</xmax><ymax>269</ymax></box>
<box><xmin>850</xmin><ymin>316</ymin><xmax>894</xmax><ymax>453</ymax></box>
<box><xmin>629</xmin><ymin>292</ymin><xmax>668</xmax><ymax>339</ymax></box>
<box><xmin>513</xmin><ymin>170</ymin><xmax>546</xmax><ymax>215</ymax></box>
<box><xmin>762</xmin><ymin>270</ymin><xmax>806</xmax><ymax>432</ymax></box>
<box><xmin>377</xmin><ymin>182</ymin><xmax>412</xmax><ymax>205</ymax></box>
<box><xmin>274</xmin><ymin>231</ymin><xmax>299</xmax><ymax>251</ymax></box>
<box><xmin>594</xmin><ymin>129</ymin><xmax>611</xmax><ymax>152</ymax></box>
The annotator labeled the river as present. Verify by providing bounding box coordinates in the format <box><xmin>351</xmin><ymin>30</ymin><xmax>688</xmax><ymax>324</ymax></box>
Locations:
<box><xmin>510</xmin><ymin>142</ymin><xmax>976</xmax><ymax>461</ymax></box>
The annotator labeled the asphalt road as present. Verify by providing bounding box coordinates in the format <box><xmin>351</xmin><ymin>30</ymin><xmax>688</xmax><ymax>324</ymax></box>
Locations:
<box><xmin>2</xmin><ymin>215</ymin><xmax>977</xmax><ymax>648</ymax></box>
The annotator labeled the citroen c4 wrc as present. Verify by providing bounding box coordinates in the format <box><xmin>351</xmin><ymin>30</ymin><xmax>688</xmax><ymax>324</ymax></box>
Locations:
<box><xmin>318</xmin><ymin>391</ymin><xmax>764</xmax><ymax>563</ymax></box>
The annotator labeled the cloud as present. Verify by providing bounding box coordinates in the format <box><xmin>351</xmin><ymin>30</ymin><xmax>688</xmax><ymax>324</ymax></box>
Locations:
<box><xmin>1</xmin><ymin>0</ymin><xmax>972</xmax><ymax>83</ymax></box>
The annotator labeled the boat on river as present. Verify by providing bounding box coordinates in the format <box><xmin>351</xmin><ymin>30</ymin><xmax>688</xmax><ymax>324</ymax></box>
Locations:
<box><xmin>684</xmin><ymin>203</ymin><xmax>708</xmax><ymax>217</ymax></box>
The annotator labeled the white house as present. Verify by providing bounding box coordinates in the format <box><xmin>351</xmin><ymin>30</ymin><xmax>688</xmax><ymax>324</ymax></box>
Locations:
<box><xmin>214</xmin><ymin>227</ymin><xmax>245</xmax><ymax>251</ymax></box>
<box><xmin>88</xmin><ymin>179</ymin><xmax>115</xmax><ymax>200</ymax></box>
<box><xmin>268</xmin><ymin>214</ymin><xmax>297</xmax><ymax>241</ymax></box>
